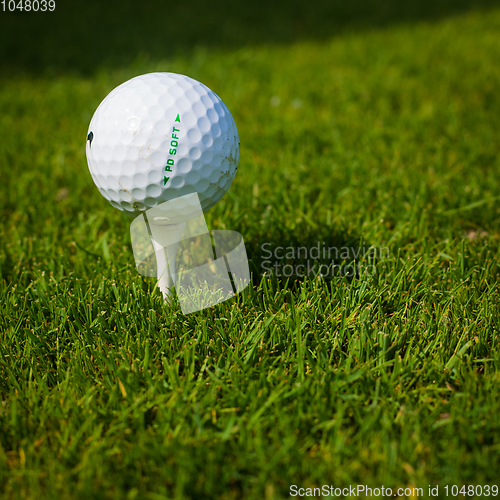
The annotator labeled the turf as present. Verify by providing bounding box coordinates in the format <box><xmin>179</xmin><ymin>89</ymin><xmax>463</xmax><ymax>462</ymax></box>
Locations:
<box><xmin>0</xmin><ymin>1</ymin><xmax>500</xmax><ymax>498</ymax></box>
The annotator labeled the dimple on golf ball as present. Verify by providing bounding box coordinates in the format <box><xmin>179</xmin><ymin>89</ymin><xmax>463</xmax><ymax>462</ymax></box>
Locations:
<box><xmin>86</xmin><ymin>72</ymin><xmax>240</xmax><ymax>216</ymax></box>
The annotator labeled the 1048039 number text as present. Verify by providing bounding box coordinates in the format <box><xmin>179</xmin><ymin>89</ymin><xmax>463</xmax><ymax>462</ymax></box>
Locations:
<box><xmin>1</xmin><ymin>0</ymin><xmax>55</xmax><ymax>11</ymax></box>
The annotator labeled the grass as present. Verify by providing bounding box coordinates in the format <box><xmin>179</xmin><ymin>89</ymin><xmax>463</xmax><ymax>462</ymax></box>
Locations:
<box><xmin>1</xmin><ymin>1</ymin><xmax>500</xmax><ymax>498</ymax></box>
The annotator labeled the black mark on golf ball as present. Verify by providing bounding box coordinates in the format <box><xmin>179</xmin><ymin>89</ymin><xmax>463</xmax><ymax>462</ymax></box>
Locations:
<box><xmin>87</xmin><ymin>131</ymin><xmax>94</xmax><ymax>147</ymax></box>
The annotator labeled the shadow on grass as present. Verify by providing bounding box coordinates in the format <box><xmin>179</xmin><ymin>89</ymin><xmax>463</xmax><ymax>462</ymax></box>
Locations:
<box><xmin>1</xmin><ymin>0</ymin><xmax>499</xmax><ymax>76</ymax></box>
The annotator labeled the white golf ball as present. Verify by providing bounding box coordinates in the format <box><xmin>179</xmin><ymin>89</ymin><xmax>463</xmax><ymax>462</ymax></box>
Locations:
<box><xmin>86</xmin><ymin>72</ymin><xmax>239</xmax><ymax>216</ymax></box>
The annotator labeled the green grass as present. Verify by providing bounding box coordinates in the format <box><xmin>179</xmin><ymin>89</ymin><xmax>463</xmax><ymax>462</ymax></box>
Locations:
<box><xmin>1</xmin><ymin>1</ymin><xmax>500</xmax><ymax>498</ymax></box>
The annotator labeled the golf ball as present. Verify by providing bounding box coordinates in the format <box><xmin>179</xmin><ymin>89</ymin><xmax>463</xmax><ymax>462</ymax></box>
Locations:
<box><xmin>86</xmin><ymin>72</ymin><xmax>239</xmax><ymax>216</ymax></box>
